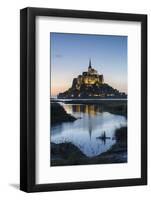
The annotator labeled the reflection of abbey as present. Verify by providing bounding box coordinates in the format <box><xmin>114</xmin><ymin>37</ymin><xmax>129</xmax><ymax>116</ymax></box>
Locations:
<box><xmin>72</xmin><ymin>59</ymin><xmax>104</xmax><ymax>89</ymax></box>
<box><xmin>58</xmin><ymin>60</ymin><xmax>127</xmax><ymax>99</ymax></box>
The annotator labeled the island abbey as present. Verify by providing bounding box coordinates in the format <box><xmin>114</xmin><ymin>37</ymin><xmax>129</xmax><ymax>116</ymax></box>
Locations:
<box><xmin>58</xmin><ymin>60</ymin><xmax>127</xmax><ymax>99</ymax></box>
<box><xmin>72</xmin><ymin>59</ymin><xmax>104</xmax><ymax>88</ymax></box>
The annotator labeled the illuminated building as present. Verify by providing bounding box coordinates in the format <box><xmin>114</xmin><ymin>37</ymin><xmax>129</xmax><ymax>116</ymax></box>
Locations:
<box><xmin>72</xmin><ymin>59</ymin><xmax>104</xmax><ymax>89</ymax></box>
<box><xmin>57</xmin><ymin>59</ymin><xmax>127</xmax><ymax>99</ymax></box>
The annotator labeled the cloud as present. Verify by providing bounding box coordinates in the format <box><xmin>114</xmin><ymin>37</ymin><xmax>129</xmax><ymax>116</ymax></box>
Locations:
<box><xmin>55</xmin><ymin>54</ymin><xmax>63</xmax><ymax>58</ymax></box>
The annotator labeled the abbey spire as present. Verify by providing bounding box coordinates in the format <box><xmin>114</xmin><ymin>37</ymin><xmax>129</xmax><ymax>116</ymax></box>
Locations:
<box><xmin>89</xmin><ymin>58</ymin><xmax>92</xmax><ymax>69</ymax></box>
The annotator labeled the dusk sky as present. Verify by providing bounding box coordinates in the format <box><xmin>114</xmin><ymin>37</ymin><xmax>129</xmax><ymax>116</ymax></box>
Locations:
<box><xmin>50</xmin><ymin>33</ymin><xmax>127</xmax><ymax>97</ymax></box>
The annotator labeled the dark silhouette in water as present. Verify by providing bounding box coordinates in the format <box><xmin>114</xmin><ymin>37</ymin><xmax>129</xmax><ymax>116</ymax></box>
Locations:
<box><xmin>96</xmin><ymin>132</ymin><xmax>111</xmax><ymax>145</ymax></box>
<box><xmin>51</xmin><ymin>127</ymin><xmax>127</xmax><ymax>166</ymax></box>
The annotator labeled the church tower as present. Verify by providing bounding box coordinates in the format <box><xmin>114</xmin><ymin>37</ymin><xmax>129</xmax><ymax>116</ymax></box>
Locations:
<box><xmin>88</xmin><ymin>58</ymin><xmax>92</xmax><ymax>70</ymax></box>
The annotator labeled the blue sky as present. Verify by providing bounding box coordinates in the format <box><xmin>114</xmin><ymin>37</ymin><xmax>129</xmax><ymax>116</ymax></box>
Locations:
<box><xmin>50</xmin><ymin>32</ymin><xmax>127</xmax><ymax>96</ymax></box>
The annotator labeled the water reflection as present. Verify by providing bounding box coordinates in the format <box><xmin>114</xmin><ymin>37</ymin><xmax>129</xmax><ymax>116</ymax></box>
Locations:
<box><xmin>51</xmin><ymin>103</ymin><xmax>127</xmax><ymax>157</ymax></box>
<box><xmin>65</xmin><ymin>104</ymin><xmax>102</xmax><ymax>116</ymax></box>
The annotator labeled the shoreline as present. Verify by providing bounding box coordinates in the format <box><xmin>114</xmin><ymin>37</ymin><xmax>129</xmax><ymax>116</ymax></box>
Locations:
<box><xmin>51</xmin><ymin>98</ymin><xmax>127</xmax><ymax>107</ymax></box>
<box><xmin>51</xmin><ymin>102</ymin><xmax>77</xmax><ymax>125</ymax></box>
<box><xmin>51</xmin><ymin>99</ymin><xmax>127</xmax><ymax>118</ymax></box>
<box><xmin>51</xmin><ymin>98</ymin><xmax>127</xmax><ymax>102</ymax></box>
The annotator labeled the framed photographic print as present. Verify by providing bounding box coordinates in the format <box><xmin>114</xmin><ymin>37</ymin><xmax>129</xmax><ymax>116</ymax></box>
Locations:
<box><xmin>20</xmin><ymin>7</ymin><xmax>147</xmax><ymax>192</ymax></box>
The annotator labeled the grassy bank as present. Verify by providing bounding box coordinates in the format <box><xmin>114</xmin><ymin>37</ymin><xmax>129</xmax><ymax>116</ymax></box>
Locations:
<box><xmin>51</xmin><ymin>103</ymin><xmax>76</xmax><ymax>125</ymax></box>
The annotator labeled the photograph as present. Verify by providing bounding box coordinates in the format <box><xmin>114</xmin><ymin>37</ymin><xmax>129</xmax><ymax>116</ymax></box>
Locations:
<box><xmin>20</xmin><ymin>7</ymin><xmax>147</xmax><ymax>192</ymax></box>
<box><xmin>50</xmin><ymin>32</ymin><xmax>128</xmax><ymax>166</ymax></box>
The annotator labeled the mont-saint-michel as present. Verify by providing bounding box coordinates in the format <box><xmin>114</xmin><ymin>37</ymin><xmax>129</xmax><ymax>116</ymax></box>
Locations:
<box><xmin>58</xmin><ymin>59</ymin><xmax>127</xmax><ymax>99</ymax></box>
<box><xmin>50</xmin><ymin>32</ymin><xmax>127</xmax><ymax>167</ymax></box>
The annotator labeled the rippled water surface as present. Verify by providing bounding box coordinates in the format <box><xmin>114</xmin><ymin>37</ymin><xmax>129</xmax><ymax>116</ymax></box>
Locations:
<box><xmin>51</xmin><ymin>103</ymin><xmax>127</xmax><ymax>157</ymax></box>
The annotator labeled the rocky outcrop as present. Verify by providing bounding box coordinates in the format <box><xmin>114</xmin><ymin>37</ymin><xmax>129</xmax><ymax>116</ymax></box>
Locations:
<box><xmin>58</xmin><ymin>83</ymin><xmax>127</xmax><ymax>99</ymax></box>
<box><xmin>51</xmin><ymin>103</ymin><xmax>76</xmax><ymax>125</ymax></box>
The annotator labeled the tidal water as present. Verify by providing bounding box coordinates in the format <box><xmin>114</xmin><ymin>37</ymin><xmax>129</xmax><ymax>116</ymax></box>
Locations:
<box><xmin>51</xmin><ymin>103</ymin><xmax>127</xmax><ymax>157</ymax></box>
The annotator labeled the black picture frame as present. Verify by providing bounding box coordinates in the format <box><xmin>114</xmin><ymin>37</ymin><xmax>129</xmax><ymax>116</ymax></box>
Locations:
<box><xmin>20</xmin><ymin>7</ymin><xmax>147</xmax><ymax>192</ymax></box>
